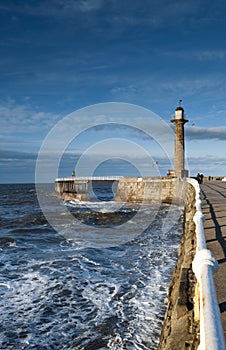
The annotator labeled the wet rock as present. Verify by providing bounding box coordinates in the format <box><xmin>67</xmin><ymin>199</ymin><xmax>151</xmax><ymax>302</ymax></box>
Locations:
<box><xmin>0</xmin><ymin>237</ymin><xmax>16</xmax><ymax>245</ymax></box>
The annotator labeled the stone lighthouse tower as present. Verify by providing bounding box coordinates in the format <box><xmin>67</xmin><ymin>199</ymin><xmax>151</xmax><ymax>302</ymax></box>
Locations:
<box><xmin>171</xmin><ymin>100</ymin><xmax>189</xmax><ymax>178</ymax></box>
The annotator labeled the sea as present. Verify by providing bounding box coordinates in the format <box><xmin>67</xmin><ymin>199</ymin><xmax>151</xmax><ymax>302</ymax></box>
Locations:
<box><xmin>0</xmin><ymin>183</ymin><xmax>184</xmax><ymax>350</ymax></box>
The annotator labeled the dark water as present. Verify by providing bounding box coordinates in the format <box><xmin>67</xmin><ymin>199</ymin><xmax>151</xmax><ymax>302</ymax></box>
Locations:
<box><xmin>0</xmin><ymin>184</ymin><xmax>183</xmax><ymax>350</ymax></box>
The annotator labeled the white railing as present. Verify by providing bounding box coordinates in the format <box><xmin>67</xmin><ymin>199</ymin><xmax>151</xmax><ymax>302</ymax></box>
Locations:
<box><xmin>55</xmin><ymin>176</ymin><xmax>124</xmax><ymax>182</ymax></box>
<box><xmin>186</xmin><ymin>178</ymin><xmax>226</xmax><ymax>350</ymax></box>
<box><xmin>74</xmin><ymin>176</ymin><xmax>123</xmax><ymax>180</ymax></box>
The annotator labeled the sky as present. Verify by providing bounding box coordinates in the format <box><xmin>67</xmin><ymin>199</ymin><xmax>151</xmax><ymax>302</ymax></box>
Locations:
<box><xmin>1</xmin><ymin>0</ymin><xmax>226</xmax><ymax>183</ymax></box>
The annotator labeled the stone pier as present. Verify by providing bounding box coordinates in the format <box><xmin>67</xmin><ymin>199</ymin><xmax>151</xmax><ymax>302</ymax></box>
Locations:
<box><xmin>55</xmin><ymin>178</ymin><xmax>89</xmax><ymax>201</ymax></box>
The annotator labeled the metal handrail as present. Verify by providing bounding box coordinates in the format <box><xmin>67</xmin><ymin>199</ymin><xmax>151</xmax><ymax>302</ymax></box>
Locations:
<box><xmin>55</xmin><ymin>176</ymin><xmax>124</xmax><ymax>181</ymax></box>
<box><xmin>186</xmin><ymin>178</ymin><xmax>226</xmax><ymax>350</ymax></box>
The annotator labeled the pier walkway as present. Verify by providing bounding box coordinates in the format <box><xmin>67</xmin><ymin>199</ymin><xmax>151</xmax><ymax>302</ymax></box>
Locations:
<box><xmin>201</xmin><ymin>181</ymin><xmax>226</xmax><ymax>339</ymax></box>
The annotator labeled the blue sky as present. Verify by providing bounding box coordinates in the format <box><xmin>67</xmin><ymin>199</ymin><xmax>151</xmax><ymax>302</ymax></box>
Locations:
<box><xmin>1</xmin><ymin>0</ymin><xmax>226</xmax><ymax>183</ymax></box>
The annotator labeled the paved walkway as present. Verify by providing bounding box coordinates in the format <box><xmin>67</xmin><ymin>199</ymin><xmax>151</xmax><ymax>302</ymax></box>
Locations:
<box><xmin>201</xmin><ymin>181</ymin><xmax>226</xmax><ymax>339</ymax></box>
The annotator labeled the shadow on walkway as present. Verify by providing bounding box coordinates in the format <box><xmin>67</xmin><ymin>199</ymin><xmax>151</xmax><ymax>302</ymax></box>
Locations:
<box><xmin>201</xmin><ymin>185</ymin><xmax>226</xmax><ymax>263</ymax></box>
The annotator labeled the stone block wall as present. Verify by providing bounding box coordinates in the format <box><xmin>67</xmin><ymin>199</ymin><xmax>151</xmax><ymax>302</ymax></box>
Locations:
<box><xmin>55</xmin><ymin>179</ymin><xmax>88</xmax><ymax>201</ymax></box>
<box><xmin>115</xmin><ymin>177</ymin><xmax>193</xmax><ymax>205</ymax></box>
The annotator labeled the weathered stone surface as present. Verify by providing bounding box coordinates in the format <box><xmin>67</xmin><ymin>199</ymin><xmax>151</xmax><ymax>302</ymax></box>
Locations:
<box><xmin>55</xmin><ymin>179</ymin><xmax>89</xmax><ymax>201</ymax></box>
<box><xmin>115</xmin><ymin>177</ymin><xmax>191</xmax><ymax>205</ymax></box>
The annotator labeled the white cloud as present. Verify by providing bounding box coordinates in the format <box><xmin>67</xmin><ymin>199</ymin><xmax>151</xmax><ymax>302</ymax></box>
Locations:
<box><xmin>0</xmin><ymin>99</ymin><xmax>61</xmax><ymax>133</ymax></box>
<box><xmin>156</xmin><ymin>48</ymin><xmax>226</xmax><ymax>62</ymax></box>
<box><xmin>186</xmin><ymin>125</ymin><xmax>226</xmax><ymax>140</ymax></box>
<box><xmin>187</xmin><ymin>155</ymin><xmax>226</xmax><ymax>177</ymax></box>
<box><xmin>0</xmin><ymin>0</ymin><xmax>212</xmax><ymax>28</ymax></box>
<box><xmin>196</xmin><ymin>50</ymin><xmax>226</xmax><ymax>61</ymax></box>
<box><xmin>73</xmin><ymin>0</ymin><xmax>103</xmax><ymax>12</ymax></box>
<box><xmin>161</xmin><ymin>78</ymin><xmax>219</xmax><ymax>95</ymax></box>
<box><xmin>0</xmin><ymin>0</ymin><xmax>104</xmax><ymax>18</ymax></box>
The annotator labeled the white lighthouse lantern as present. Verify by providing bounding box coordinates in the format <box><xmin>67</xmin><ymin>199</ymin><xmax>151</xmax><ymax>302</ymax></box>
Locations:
<box><xmin>175</xmin><ymin>106</ymin><xmax>184</xmax><ymax>120</ymax></box>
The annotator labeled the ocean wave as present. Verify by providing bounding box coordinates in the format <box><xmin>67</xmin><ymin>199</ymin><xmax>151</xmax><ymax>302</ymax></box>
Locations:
<box><xmin>0</xmin><ymin>184</ymin><xmax>183</xmax><ymax>349</ymax></box>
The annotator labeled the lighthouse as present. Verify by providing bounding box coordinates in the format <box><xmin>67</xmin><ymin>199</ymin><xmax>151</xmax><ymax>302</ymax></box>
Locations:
<box><xmin>171</xmin><ymin>100</ymin><xmax>189</xmax><ymax>178</ymax></box>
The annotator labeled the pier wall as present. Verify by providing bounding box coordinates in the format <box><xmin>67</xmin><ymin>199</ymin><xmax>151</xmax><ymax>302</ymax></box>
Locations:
<box><xmin>115</xmin><ymin>177</ymin><xmax>192</xmax><ymax>204</ymax></box>
<box><xmin>55</xmin><ymin>179</ymin><xmax>89</xmax><ymax>201</ymax></box>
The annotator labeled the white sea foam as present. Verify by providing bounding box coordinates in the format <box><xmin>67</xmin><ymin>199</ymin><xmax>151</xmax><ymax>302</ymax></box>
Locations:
<box><xmin>0</xmin><ymin>184</ymin><xmax>183</xmax><ymax>350</ymax></box>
